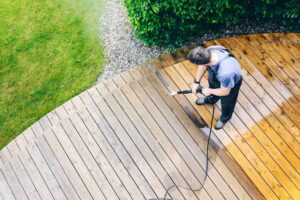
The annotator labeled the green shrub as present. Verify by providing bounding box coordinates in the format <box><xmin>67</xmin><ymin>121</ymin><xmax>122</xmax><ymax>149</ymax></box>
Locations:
<box><xmin>124</xmin><ymin>0</ymin><xmax>299</xmax><ymax>48</ymax></box>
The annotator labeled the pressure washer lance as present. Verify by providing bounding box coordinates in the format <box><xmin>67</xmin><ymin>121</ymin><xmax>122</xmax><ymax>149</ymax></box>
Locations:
<box><xmin>170</xmin><ymin>85</ymin><xmax>203</xmax><ymax>96</ymax></box>
<box><xmin>149</xmin><ymin>85</ymin><xmax>215</xmax><ymax>200</ymax></box>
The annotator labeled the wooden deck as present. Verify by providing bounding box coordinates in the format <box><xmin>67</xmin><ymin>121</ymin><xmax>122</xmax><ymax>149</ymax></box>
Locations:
<box><xmin>0</xmin><ymin>33</ymin><xmax>299</xmax><ymax>199</ymax></box>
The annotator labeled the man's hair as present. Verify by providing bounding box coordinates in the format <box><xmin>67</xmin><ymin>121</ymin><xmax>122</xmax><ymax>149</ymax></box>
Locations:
<box><xmin>187</xmin><ymin>46</ymin><xmax>211</xmax><ymax>65</ymax></box>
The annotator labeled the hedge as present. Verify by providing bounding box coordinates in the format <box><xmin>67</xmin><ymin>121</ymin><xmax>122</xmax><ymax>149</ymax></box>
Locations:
<box><xmin>124</xmin><ymin>0</ymin><xmax>300</xmax><ymax>48</ymax></box>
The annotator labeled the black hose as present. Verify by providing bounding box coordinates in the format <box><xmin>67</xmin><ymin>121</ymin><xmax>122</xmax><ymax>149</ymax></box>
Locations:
<box><xmin>148</xmin><ymin>104</ymin><xmax>215</xmax><ymax>200</ymax></box>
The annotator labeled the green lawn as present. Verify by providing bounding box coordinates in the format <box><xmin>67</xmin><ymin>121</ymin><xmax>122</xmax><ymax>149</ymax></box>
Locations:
<box><xmin>0</xmin><ymin>0</ymin><xmax>105</xmax><ymax>149</ymax></box>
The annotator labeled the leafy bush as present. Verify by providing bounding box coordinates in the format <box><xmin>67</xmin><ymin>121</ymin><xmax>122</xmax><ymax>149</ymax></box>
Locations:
<box><xmin>124</xmin><ymin>0</ymin><xmax>299</xmax><ymax>48</ymax></box>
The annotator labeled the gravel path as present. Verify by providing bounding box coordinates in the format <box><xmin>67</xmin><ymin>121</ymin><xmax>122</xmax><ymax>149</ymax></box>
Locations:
<box><xmin>97</xmin><ymin>0</ymin><xmax>297</xmax><ymax>82</ymax></box>
<box><xmin>97</xmin><ymin>0</ymin><xmax>163</xmax><ymax>82</ymax></box>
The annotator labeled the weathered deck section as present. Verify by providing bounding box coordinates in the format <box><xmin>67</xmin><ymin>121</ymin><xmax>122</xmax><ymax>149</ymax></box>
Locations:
<box><xmin>0</xmin><ymin>70</ymin><xmax>255</xmax><ymax>200</ymax></box>
<box><xmin>157</xmin><ymin>33</ymin><xmax>300</xmax><ymax>200</ymax></box>
<box><xmin>0</xmin><ymin>33</ymin><xmax>299</xmax><ymax>200</ymax></box>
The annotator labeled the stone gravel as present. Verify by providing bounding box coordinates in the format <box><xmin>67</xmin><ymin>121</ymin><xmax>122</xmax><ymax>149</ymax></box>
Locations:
<box><xmin>97</xmin><ymin>0</ymin><xmax>163</xmax><ymax>82</ymax></box>
<box><xmin>97</xmin><ymin>0</ymin><xmax>298</xmax><ymax>83</ymax></box>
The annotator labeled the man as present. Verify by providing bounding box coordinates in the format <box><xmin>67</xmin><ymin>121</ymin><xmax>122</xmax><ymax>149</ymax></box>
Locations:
<box><xmin>187</xmin><ymin>45</ymin><xmax>242</xmax><ymax>130</ymax></box>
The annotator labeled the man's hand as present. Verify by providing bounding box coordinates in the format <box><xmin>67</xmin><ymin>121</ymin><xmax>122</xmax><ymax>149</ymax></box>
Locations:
<box><xmin>191</xmin><ymin>83</ymin><xmax>200</xmax><ymax>93</ymax></box>
<box><xmin>202</xmin><ymin>88</ymin><xmax>212</xmax><ymax>96</ymax></box>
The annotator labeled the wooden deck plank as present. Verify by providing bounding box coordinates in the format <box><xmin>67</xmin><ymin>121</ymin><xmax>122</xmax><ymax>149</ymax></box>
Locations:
<box><xmin>146</xmin><ymin>58</ymin><xmax>164</xmax><ymax>71</ymax></box>
<box><xmin>14</xmin><ymin>135</ymin><xmax>27</xmax><ymax>152</ymax></box>
<box><xmin>6</xmin><ymin>141</ymin><xmax>20</xmax><ymax>158</ymax></box>
<box><xmin>18</xmin><ymin>148</ymin><xmax>54</xmax><ymax>200</ymax></box>
<box><xmin>239</xmin><ymin>35</ymin><xmax>261</xmax><ymax>47</ymax></box>
<box><xmin>262</xmin><ymin>33</ymin><xmax>283</xmax><ymax>43</ymax></box>
<box><xmin>268</xmin><ymin>43</ymin><xmax>300</xmax><ymax>75</ymax></box>
<box><xmin>72</xmin><ymin>104</ymin><xmax>144</xmax><ymax>200</ymax></box>
<box><xmin>51</xmin><ymin>123</ymin><xmax>106</xmax><ymax>200</ymax></box>
<box><xmin>59</xmin><ymin>118</ymin><xmax>119</xmax><ymax>200</ymax></box>
<box><xmin>283</xmin><ymin>33</ymin><xmax>300</xmax><ymax>46</ymax></box>
<box><xmin>0</xmin><ymin>158</ymin><xmax>3</xmax><ymax>168</ymax></box>
<box><xmin>27</xmin><ymin>143</ymin><xmax>67</xmax><ymax>200</ymax></box>
<box><xmin>39</xmin><ymin>116</ymin><xmax>52</xmax><ymax>131</ymax></box>
<box><xmin>35</xmin><ymin>136</ymin><xmax>80</xmax><ymax>200</ymax></box>
<box><xmin>0</xmin><ymin>169</ymin><xmax>15</xmax><ymax>200</ymax></box>
<box><xmin>159</xmin><ymin>54</ymin><xmax>174</xmax><ymax>68</ymax></box>
<box><xmin>86</xmin><ymin>88</ymin><xmax>168</xmax><ymax>199</ymax></box>
<box><xmin>259</xmin><ymin>44</ymin><xmax>300</xmax><ymax>87</ymax></box>
<box><xmin>43</xmin><ymin>130</ymin><xmax>93</xmax><ymax>200</ymax></box>
<box><xmin>100</xmin><ymin>88</ymin><xmax>186</xmax><ymax>200</ymax></box>
<box><xmin>171</xmin><ymin>49</ymin><xmax>186</xmax><ymax>62</ymax></box>
<box><xmin>30</xmin><ymin>122</ymin><xmax>44</xmax><ymax>138</ymax></box>
<box><xmin>22</xmin><ymin>128</ymin><xmax>35</xmax><ymax>144</ymax></box>
<box><xmin>163</xmin><ymin>65</ymin><xmax>279</xmax><ymax>199</ymax></box>
<box><xmin>0</xmin><ymin>147</ymin><xmax>12</xmax><ymax>165</ymax></box>
<box><xmin>275</xmin><ymin>39</ymin><xmax>300</xmax><ymax>62</ymax></box>
<box><xmin>46</xmin><ymin>110</ymin><xmax>60</xmax><ymax>125</ymax></box>
<box><xmin>68</xmin><ymin>112</ymin><xmax>132</xmax><ymax>200</ymax></box>
<box><xmin>1</xmin><ymin>162</ymin><xmax>28</xmax><ymax>200</ymax></box>
<box><xmin>10</xmin><ymin>155</ymin><xmax>41</xmax><ymax>200</ymax></box>
<box><xmin>63</xmin><ymin>100</ymin><xmax>77</xmax><ymax>115</ymax></box>
<box><xmin>103</xmin><ymin>78</ymin><xmax>118</xmax><ymax>92</ymax></box>
<box><xmin>80</xmin><ymin>93</ymin><xmax>156</xmax><ymax>199</ymax></box>
<box><xmin>112</xmin><ymin>74</ymin><xmax>127</xmax><ymax>88</ymax></box>
<box><xmin>54</xmin><ymin>105</ymin><xmax>69</xmax><ymax>120</ymax></box>
<box><xmin>94</xmin><ymin>82</ymin><xmax>110</xmax><ymax>96</ymax></box>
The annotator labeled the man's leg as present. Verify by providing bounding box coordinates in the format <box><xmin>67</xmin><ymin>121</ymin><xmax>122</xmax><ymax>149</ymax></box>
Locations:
<box><xmin>220</xmin><ymin>78</ymin><xmax>242</xmax><ymax>122</ymax></box>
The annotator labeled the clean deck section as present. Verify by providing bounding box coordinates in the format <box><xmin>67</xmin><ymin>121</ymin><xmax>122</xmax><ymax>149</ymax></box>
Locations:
<box><xmin>0</xmin><ymin>33</ymin><xmax>299</xmax><ymax>199</ymax></box>
<box><xmin>158</xmin><ymin>33</ymin><xmax>300</xmax><ymax>200</ymax></box>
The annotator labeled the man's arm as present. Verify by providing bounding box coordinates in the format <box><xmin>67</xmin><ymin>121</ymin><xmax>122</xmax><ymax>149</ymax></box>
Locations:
<box><xmin>192</xmin><ymin>65</ymin><xmax>206</xmax><ymax>93</ymax></box>
<box><xmin>202</xmin><ymin>86</ymin><xmax>231</xmax><ymax>96</ymax></box>
<box><xmin>195</xmin><ymin>65</ymin><xmax>206</xmax><ymax>82</ymax></box>
<box><xmin>202</xmin><ymin>72</ymin><xmax>236</xmax><ymax>96</ymax></box>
